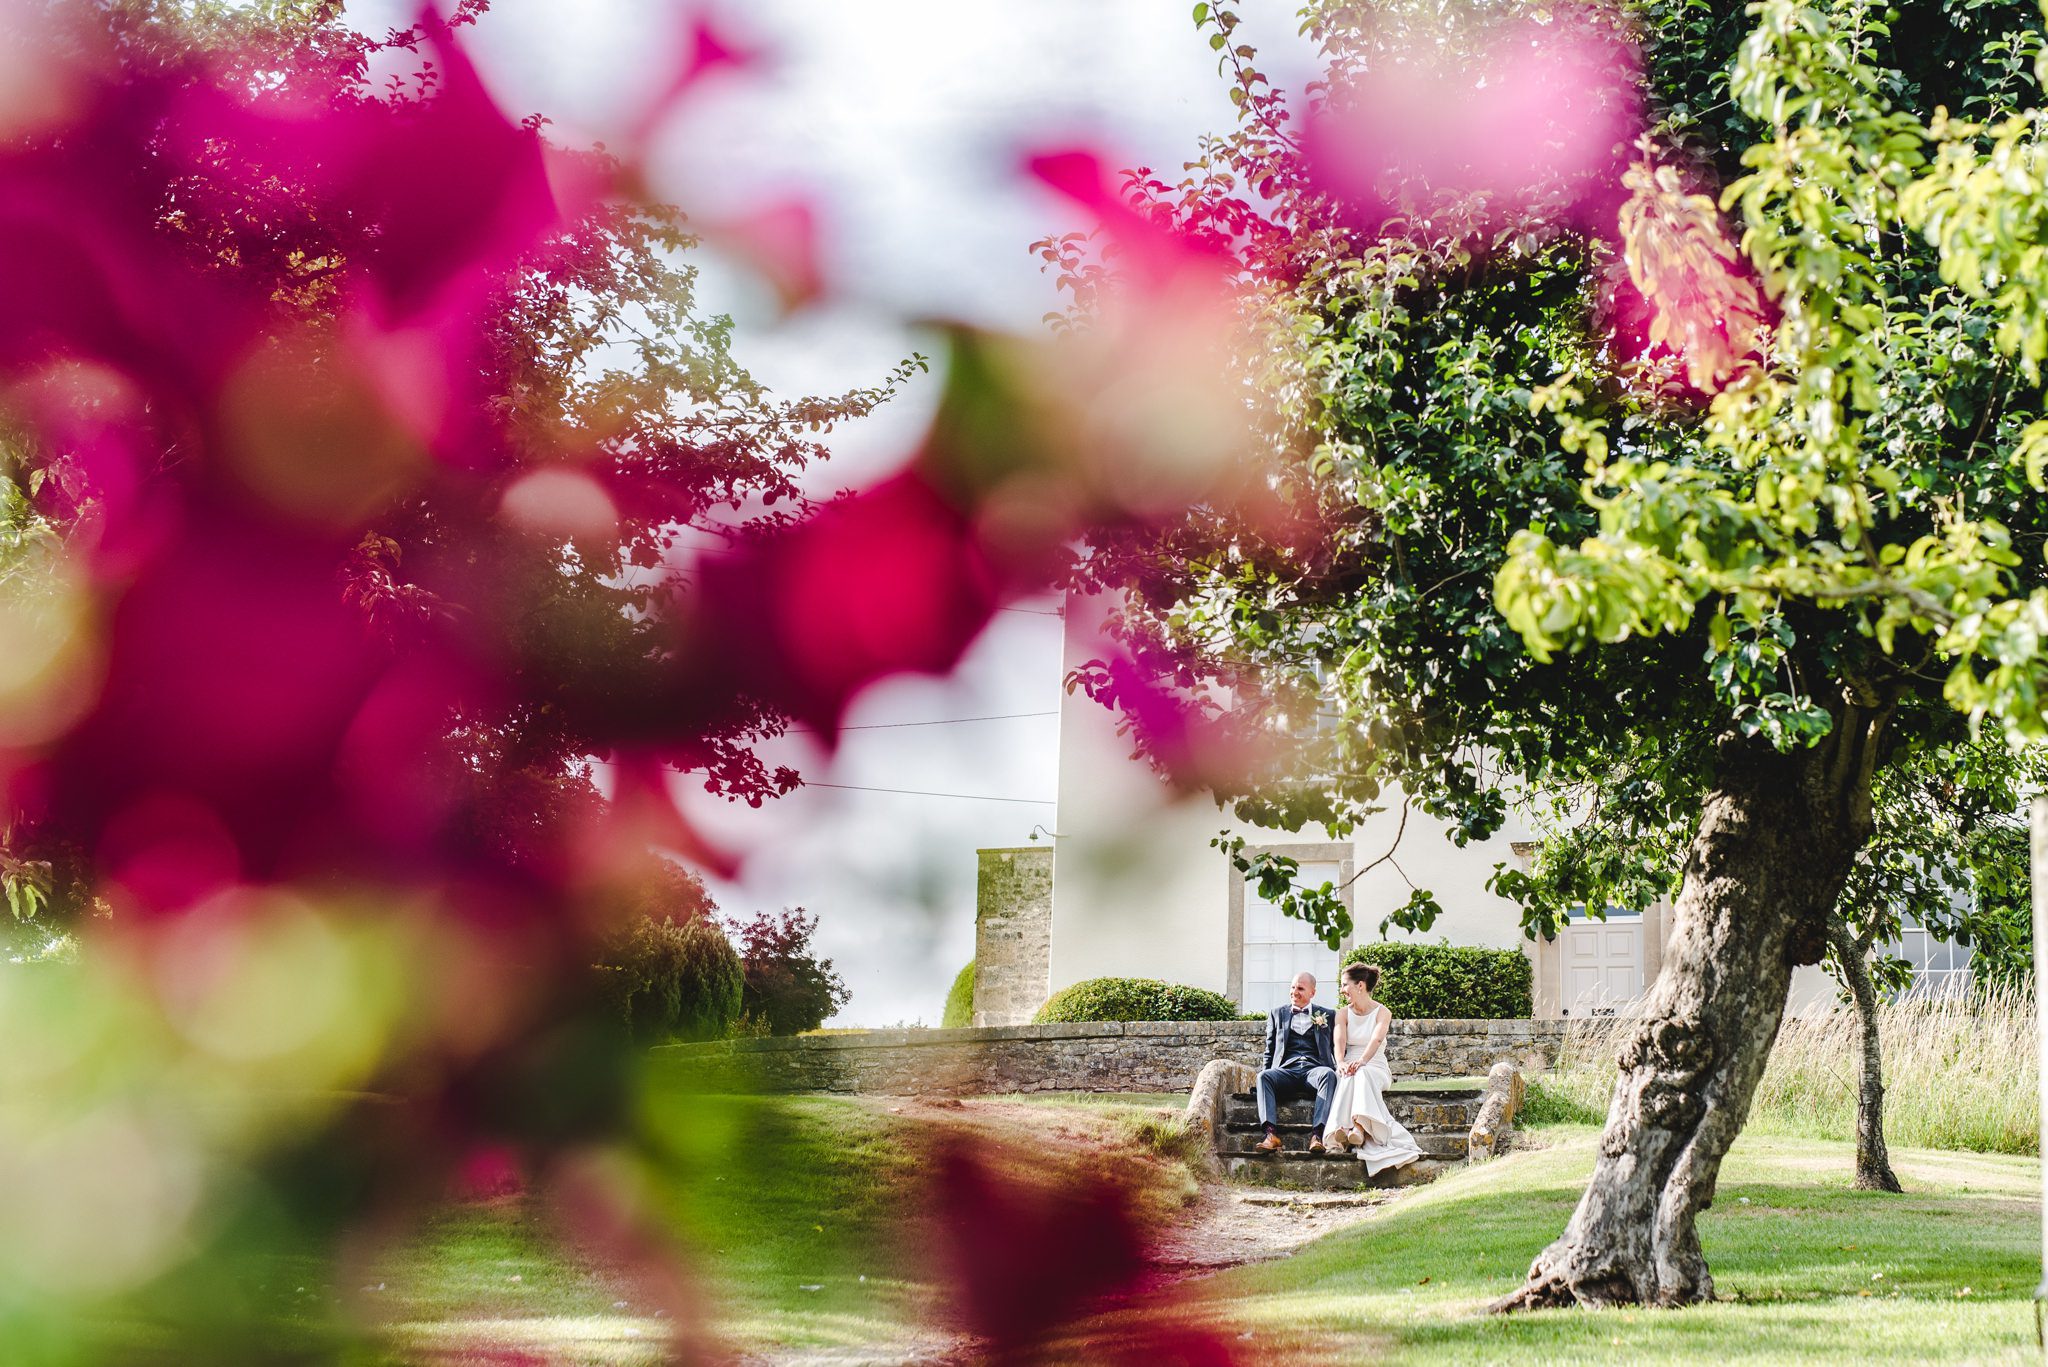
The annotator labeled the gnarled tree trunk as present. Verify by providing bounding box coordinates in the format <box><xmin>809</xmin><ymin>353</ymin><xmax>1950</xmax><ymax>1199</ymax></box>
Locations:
<box><xmin>1498</xmin><ymin>699</ymin><xmax>1890</xmax><ymax>1311</ymax></box>
<box><xmin>1828</xmin><ymin>918</ymin><xmax>1903</xmax><ymax>1192</ymax></box>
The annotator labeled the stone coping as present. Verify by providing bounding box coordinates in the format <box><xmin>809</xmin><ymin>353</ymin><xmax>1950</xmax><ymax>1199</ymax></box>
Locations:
<box><xmin>652</xmin><ymin>1017</ymin><xmax>1566</xmax><ymax>1058</ymax></box>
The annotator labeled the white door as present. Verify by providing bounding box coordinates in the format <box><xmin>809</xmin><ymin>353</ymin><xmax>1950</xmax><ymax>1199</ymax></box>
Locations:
<box><xmin>1561</xmin><ymin>918</ymin><xmax>1643</xmax><ymax>1016</ymax></box>
<box><xmin>1242</xmin><ymin>861</ymin><xmax>1343</xmax><ymax>1014</ymax></box>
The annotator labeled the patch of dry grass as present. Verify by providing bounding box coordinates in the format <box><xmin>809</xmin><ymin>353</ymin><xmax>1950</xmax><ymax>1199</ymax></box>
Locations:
<box><xmin>1530</xmin><ymin>986</ymin><xmax>2039</xmax><ymax>1155</ymax></box>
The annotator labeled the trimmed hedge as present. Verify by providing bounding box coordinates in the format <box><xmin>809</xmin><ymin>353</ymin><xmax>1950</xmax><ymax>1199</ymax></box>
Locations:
<box><xmin>942</xmin><ymin>960</ymin><xmax>976</xmax><ymax>1028</ymax></box>
<box><xmin>1340</xmin><ymin>942</ymin><xmax>1532</xmax><ymax>1019</ymax></box>
<box><xmin>1033</xmin><ymin>976</ymin><xmax>1240</xmax><ymax>1024</ymax></box>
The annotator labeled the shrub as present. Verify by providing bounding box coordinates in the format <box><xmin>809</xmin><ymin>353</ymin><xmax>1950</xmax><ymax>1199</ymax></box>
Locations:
<box><xmin>1339</xmin><ymin>942</ymin><xmax>1532</xmax><ymax>1018</ymax></box>
<box><xmin>1033</xmin><ymin>977</ymin><xmax>1240</xmax><ymax>1024</ymax></box>
<box><xmin>942</xmin><ymin>960</ymin><xmax>975</xmax><ymax>1028</ymax></box>
<box><xmin>595</xmin><ymin>916</ymin><xmax>744</xmax><ymax>1044</ymax></box>
<box><xmin>727</xmin><ymin>908</ymin><xmax>851</xmax><ymax>1035</ymax></box>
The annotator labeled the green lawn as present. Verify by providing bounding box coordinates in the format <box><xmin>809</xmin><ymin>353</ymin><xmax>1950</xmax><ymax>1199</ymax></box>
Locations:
<box><xmin>1060</xmin><ymin>1125</ymin><xmax>2043</xmax><ymax>1365</ymax></box>
<box><xmin>372</xmin><ymin>1088</ymin><xmax>1201</xmax><ymax>1362</ymax></box>
<box><xmin>360</xmin><ymin>1091</ymin><xmax>2041</xmax><ymax>1365</ymax></box>
<box><xmin>376</xmin><ymin>1094</ymin><xmax>935</xmax><ymax>1363</ymax></box>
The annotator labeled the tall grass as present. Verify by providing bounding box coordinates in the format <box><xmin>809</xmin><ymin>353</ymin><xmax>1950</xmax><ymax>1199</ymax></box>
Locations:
<box><xmin>1529</xmin><ymin>985</ymin><xmax>2040</xmax><ymax>1156</ymax></box>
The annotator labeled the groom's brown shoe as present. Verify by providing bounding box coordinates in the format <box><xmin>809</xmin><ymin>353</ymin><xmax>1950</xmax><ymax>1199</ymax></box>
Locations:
<box><xmin>1308</xmin><ymin>1134</ymin><xmax>1326</xmax><ymax>1153</ymax></box>
<box><xmin>1256</xmin><ymin>1132</ymin><xmax>1284</xmax><ymax>1153</ymax></box>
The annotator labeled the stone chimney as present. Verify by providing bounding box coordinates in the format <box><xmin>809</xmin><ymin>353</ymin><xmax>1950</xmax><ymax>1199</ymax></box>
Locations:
<box><xmin>972</xmin><ymin>846</ymin><xmax>1053</xmax><ymax>1026</ymax></box>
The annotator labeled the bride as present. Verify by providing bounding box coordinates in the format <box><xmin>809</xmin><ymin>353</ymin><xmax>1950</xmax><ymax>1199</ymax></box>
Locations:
<box><xmin>1323</xmin><ymin>962</ymin><xmax>1424</xmax><ymax>1174</ymax></box>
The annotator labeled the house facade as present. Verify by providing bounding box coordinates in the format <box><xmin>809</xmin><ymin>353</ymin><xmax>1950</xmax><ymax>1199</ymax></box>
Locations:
<box><xmin>971</xmin><ymin>596</ymin><xmax>1971</xmax><ymax>1025</ymax></box>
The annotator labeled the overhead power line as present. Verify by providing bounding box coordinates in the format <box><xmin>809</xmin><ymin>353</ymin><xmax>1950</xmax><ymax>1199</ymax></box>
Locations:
<box><xmin>789</xmin><ymin>710</ymin><xmax>1057</xmax><ymax>734</ymax></box>
<box><xmin>802</xmin><ymin>782</ymin><xmax>1055</xmax><ymax>806</ymax></box>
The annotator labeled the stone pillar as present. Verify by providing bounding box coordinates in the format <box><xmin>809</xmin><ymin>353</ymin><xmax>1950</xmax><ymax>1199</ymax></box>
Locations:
<box><xmin>973</xmin><ymin>846</ymin><xmax>1053</xmax><ymax>1026</ymax></box>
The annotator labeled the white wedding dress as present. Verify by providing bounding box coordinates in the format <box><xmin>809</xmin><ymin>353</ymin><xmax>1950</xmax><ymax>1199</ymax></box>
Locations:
<box><xmin>1323</xmin><ymin>1004</ymin><xmax>1424</xmax><ymax>1174</ymax></box>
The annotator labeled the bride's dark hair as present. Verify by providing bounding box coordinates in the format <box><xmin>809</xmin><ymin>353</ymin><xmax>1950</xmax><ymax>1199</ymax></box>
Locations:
<box><xmin>1343</xmin><ymin>962</ymin><xmax>1380</xmax><ymax>992</ymax></box>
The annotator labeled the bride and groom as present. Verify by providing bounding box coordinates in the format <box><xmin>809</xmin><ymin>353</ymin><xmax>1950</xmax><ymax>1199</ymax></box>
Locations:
<box><xmin>1255</xmin><ymin>963</ymin><xmax>1423</xmax><ymax>1174</ymax></box>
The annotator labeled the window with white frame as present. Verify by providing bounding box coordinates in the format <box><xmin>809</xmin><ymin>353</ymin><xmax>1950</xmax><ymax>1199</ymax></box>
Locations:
<box><xmin>1883</xmin><ymin>915</ymin><xmax>1975</xmax><ymax>999</ymax></box>
<box><xmin>1256</xmin><ymin>657</ymin><xmax>1344</xmax><ymax>738</ymax></box>
<box><xmin>1241</xmin><ymin>860</ymin><xmax>1344</xmax><ymax>1014</ymax></box>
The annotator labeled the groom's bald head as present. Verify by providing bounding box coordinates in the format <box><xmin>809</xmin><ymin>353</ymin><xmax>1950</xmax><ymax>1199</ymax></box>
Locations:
<box><xmin>1289</xmin><ymin>972</ymin><xmax>1315</xmax><ymax>1008</ymax></box>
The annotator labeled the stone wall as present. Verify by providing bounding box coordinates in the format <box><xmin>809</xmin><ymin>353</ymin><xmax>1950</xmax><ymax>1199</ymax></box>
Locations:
<box><xmin>971</xmin><ymin>846</ymin><xmax>1053</xmax><ymax>1026</ymax></box>
<box><xmin>651</xmin><ymin>1018</ymin><xmax>1568</xmax><ymax>1097</ymax></box>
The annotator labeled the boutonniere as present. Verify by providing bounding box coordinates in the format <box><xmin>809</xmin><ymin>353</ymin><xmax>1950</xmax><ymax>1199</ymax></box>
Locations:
<box><xmin>1312</xmin><ymin>1012</ymin><xmax>1330</xmax><ymax>1030</ymax></box>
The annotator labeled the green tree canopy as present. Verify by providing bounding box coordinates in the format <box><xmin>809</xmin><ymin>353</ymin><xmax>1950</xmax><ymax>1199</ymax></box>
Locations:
<box><xmin>1059</xmin><ymin>0</ymin><xmax>2048</xmax><ymax>1309</ymax></box>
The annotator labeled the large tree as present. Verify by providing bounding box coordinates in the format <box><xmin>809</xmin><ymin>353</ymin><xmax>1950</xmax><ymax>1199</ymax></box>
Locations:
<box><xmin>1058</xmin><ymin>0</ymin><xmax>2048</xmax><ymax>1309</ymax></box>
<box><xmin>1513</xmin><ymin>726</ymin><xmax>2042</xmax><ymax>1194</ymax></box>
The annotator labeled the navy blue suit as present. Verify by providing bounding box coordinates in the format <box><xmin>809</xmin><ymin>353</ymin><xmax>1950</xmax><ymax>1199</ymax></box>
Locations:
<box><xmin>1257</xmin><ymin>1001</ymin><xmax>1337</xmax><ymax>1131</ymax></box>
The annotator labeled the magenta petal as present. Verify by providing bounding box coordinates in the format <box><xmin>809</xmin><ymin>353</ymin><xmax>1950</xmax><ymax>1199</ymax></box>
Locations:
<box><xmin>691</xmin><ymin>473</ymin><xmax>1002</xmax><ymax>736</ymax></box>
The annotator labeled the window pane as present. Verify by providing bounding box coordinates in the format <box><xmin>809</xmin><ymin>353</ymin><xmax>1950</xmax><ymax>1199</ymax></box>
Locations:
<box><xmin>1243</xmin><ymin>859</ymin><xmax>1344</xmax><ymax>1009</ymax></box>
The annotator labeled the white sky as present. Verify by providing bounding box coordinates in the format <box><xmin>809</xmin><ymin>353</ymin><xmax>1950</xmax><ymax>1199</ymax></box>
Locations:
<box><xmin>378</xmin><ymin>0</ymin><xmax>1317</xmax><ymax>1024</ymax></box>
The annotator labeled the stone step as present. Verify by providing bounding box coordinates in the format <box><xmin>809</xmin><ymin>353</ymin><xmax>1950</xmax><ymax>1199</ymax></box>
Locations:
<box><xmin>1224</xmin><ymin>1095</ymin><xmax>1481</xmax><ymax>1129</ymax></box>
<box><xmin>1226</xmin><ymin>1088</ymin><xmax>1484</xmax><ymax>1106</ymax></box>
<box><xmin>1234</xmin><ymin>1190</ymin><xmax>1386</xmax><ymax>1209</ymax></box>
<box><xmin>1218</xmin><ymin>1129</ymin><xmax>1467</xmax><ymax>1160</ymax></box>
<box><xmin>1224</xmin><ymin>1154</ymin><xmax>1451</xmax><ymax>1191</ymax></box>
<box><xmin>1220</xmin><ymin>1119</ymin><xmax>1470</xmax><ymax>1136</ymax></box>
<box><xmin>1222</xmin><ymin>1090</ymin><xmax>1479</xmax><ymax>1101</ymax></box>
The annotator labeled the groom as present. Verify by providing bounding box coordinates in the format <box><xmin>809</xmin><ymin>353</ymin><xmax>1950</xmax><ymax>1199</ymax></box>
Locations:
<box><xmin>1255</xmin><ymin>971</ymin><xmax>1336</xmax><ymax>1153</ymax></box>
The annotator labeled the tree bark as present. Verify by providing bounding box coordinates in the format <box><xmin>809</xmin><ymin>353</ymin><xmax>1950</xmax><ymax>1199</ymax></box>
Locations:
<box><xmin>1829</xmin><ymin>919</ymin><xmax>1904</xmax><ymax>1192</ymax></box>
<box><xmin>1497</xmin><ymin>702</ymin><xmax>1890</xmax><ymax>1311</ymax></box>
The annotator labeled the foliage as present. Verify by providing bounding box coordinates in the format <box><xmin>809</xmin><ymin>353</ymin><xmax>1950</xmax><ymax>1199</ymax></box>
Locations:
<box><xmin>0</xmin><ymin>0</ymin><xmax>1280</xmax><ymax>1356</ymax></box>
<box><xmin>1340</xmin><ymin>942</ymin><xmax>1533</xmax><ymax>1019</ymax></box>
<box><xmin>594</xmin><ymin>918</ymin><xmax>742</xmax><ymax>1046</ymax></box>
<box><xmin>1045</xmin><ymin>0</ymin><xmax>2048</xmax><ymax>1299</ymax></box>
<box><xmin>942</xmin><ymin>960</ymin><xmax>976</xmax><ymax>1029</ymax></box>
<box><xmin>1503</xmin><ymin>735</ymin><xmax>2042</xmax><ymax>998</ymax></box>
<box><xmin>1055</xmin><ymin>0</ymin><xmax>2048</xmax><ymax>962</ymax></box>
<box><xmin>727</xmin><ymin>908</ymin><xmax>851</xmax><ymax>1036</ymax></box>
<box><xmin>612</xmin><ymin>856</ymin><xmax>718</xmax><ymax>931</ymax></box>
<box><xmin>1031</xmin><ymin>976</ymin><xmax>1241</xmax><ymax>1024</ymax></box>
<box><xmin>0</xmin><ymin>3</ymin><xmax>1095</xmax><ymax>1355</ymax></box>
<box><xmin>593</xmin><ymin>867</ymin><xmax>741</xmax><ymax>1044</ymax></box>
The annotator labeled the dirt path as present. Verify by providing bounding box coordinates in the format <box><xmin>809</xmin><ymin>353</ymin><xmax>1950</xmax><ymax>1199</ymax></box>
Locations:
<box><xmin>1146</xmin><ymin>1182</ymin><xmax>1405</xmax><ymax>1280</ymax></box>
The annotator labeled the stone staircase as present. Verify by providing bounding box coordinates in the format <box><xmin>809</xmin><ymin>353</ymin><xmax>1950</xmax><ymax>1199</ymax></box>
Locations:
<box><xmin>1217</xmin><ymin>1086</ymin><xmax>1482</xmax><ymax>1190</ymax></box>
<box><xmin>1183</xmin><ymin>1059</ymin><xmax>1525</xmax><ymax>1193</ymax></box>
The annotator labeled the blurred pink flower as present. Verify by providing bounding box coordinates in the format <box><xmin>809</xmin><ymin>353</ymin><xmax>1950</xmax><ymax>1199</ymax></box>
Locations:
<box><xmin>689</xmin><ymin>472</ymin><xmax>1001</xmax><ymax>739</ymax></box>
<box><xmin>1306</xmin><ymin>10</ymin><xmax>1643</xmax><ymax>241</ymax></box>
<box><xmin>929</xmin><ymin>1137</ymin><xmax>1239</xmax><ymax>1363</ymax></box>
